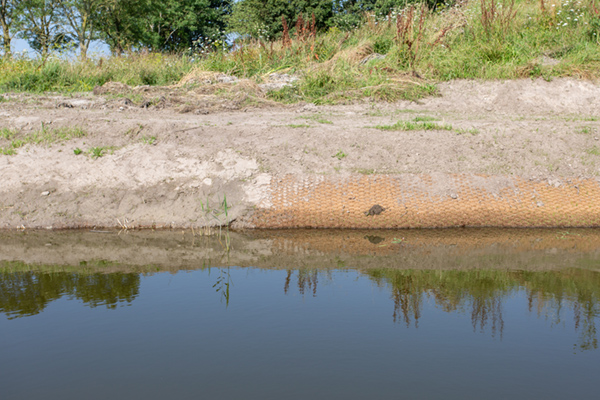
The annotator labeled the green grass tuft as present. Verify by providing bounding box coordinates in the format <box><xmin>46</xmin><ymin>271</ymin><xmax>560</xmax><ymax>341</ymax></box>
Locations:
<box><xmin>0</xmin><ymin>125</ymin><xmax>87</xmax><ymax>156</ymax></box>
<box><xmin>375</xmin><ymin>121</ymin><xmax>453</xmax><ymax>131</ymax></box>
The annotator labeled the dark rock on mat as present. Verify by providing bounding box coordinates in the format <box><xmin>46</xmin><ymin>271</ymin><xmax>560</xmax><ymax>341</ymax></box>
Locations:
<box><xmin>365</xmin><ymin>205</ymin><xmax>385</xmax><ymax>216</ymax></box>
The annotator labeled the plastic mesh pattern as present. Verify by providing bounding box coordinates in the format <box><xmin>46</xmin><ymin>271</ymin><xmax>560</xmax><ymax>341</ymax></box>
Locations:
<box><xmin>248</xmin><ymin>174</ymin><xmax>600</xmax><ymax>228</ymax></box>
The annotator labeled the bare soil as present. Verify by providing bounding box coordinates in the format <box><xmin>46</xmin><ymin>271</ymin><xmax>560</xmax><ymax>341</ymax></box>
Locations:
<box><xmin>1</xmin><ymin>78</ymin><xmax>599</xmax><ymax>230</ymax></box>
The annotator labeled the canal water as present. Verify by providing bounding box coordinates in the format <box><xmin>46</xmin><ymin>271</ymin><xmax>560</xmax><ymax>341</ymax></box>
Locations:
<box><xmin>1</xmin><ymin>229</ymin><xmax>599</xmax><ymax>399</ymax></box>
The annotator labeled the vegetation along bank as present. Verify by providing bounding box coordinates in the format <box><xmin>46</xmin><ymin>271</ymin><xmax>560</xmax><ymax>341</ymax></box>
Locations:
<box><xmin>1</xmin><ymin>0</ymin><xmax>600</xmax><ymax>229</ymax></box>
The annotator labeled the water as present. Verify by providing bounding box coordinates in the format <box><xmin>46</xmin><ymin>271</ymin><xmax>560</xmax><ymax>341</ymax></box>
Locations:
<box><xmin>1</xmin><ymin>229</ymin><xmax>600</xmax><ymax>399</ymax></box>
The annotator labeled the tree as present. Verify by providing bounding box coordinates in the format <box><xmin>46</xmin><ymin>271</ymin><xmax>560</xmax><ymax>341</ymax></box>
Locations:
<box><xmin>0</xmin><ymin>0</ymin><xmax>19</xmax><ymax>57</ymax></box>
<box><xmin>93</xmin><ymin>0</ymin><xmax>232</xmax><ymax>54</ymax></box>
<box><xmin>228</xmin><ymin>0</ymin><xmax>334</xmax><ymax>39</ymax></box>
<box><xmin>332</xmin><ymin>0</ymin><xmax>444</xmax><ymax>30</ymax></box>
<box><xmin>18</xmin><ymin>0</ymin><xmax>70</xmax><ymax>58</ymax></box>
<box><xmin>58</xmin><ymin>0</ymin><xmax>102</xmax><ymax>60</ymax></box>
<box><xmin>144</xmin><ymin>0</ymin><xmax>232</xmax><ymax>52</ymax></box>
<box><xmin>93</xmin><ymin>0</ymin><xmax>150</xmax><ymax>55</ymax></box>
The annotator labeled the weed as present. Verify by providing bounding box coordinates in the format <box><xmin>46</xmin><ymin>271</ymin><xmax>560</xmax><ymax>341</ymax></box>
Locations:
<box><xmin>73</xmin><ymin>147</ymin><xmax>83</xmax><ymax>155</ymax></box>
<box><xmin>577</xmin><ymin>126</ymin><xmax>593</xmax><ymax>135</ymax></box>
<box><xmin>413</xmin><ymin>115</ymin><xmax>438</xmax><ymax>122</ymax></box>
<box><xmin>28</xmin><ymin>124</ymin><xmax>87</xmax><ymax>144</ymax></box>
<box><xmin>0</xmin><ymin>128</ymin><xmax>18</xmax><ymax>140</ymax></box>
<box><xmin>141</xmin><ymin>136</ymin><xmax>157</xmax><ymax>145</ymax></box>
<box><xmin>89</xmin><ymin>146</ymin><xmax>117</xmax><ymax>158</ymax></box>
<box><xmin>456</xmin><ymin>127</ymin><xmax>481</xmax><ymax>135</ymax></box>
<box><xmin>333</xmin><ymin>150</ymin><xmax>347</xmax><ymax>160</ymax></box>
<box><xmin>0</xmin><ymin>147</ymin><xmax>17</xmax><ymax>155</ymax></box>
<box><xmin>356</xmin><ymin>168</ymin><xmax>375</xmax><ymax>174</ymax></box>
<box><xmin>586</xmin><ymin>146</ymin><xmax>600</xmax><ymax>156</ymax></box>
<box><xmin>375</xmin><ymin>121</ymin><xmax>453</xmax><ymax>131</ymax></box>
<box><xmin>287</xmin><ymin>124</ymin><xmax>311</xmax><ymax>128</ymax></box>
<box><xmin>0</xmin><ymin>125</ymin><xmax>86</xmax><ymax>155</ymax></box>
<box><xmin>300</xmin><ymin>115</ymin><xmax>333</xmax><ymax>124</ymax></box>
<box><xmin>89</xmin><ymin>147</ymin><xmax>105</xmax><ymax>158</ymax></box>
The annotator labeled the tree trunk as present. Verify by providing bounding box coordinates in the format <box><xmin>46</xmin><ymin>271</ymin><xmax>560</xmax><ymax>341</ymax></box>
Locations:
<box><xmin>79</xmin><ymin>40</ymin><xmax>88</xmax><ymax>61</ymax></box>
<box><xmin>1</xmin><ymin>28</ymin><xmax>10</xmax><ymax>57</ymax></box>
<box><xmin>0</xmin><ymin>10</ymin><xmax>11</xmax><ymax>57</ymax></box>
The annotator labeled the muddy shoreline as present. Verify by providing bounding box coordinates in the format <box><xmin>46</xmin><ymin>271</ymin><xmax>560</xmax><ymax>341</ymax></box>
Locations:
<box><xmin>2</xmin><ymin>228</ymin><xmax>600</xmax><ymax>272</ymax></box>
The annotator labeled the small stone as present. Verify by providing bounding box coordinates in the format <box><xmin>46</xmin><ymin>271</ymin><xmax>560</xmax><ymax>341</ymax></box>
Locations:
<box><xmin>537</xmin><ymin>201</ymin><xmax>544</xmax><ymax>207</ymax></box>
<box><xmin>450</xmin><ymin>193</ymin><xmax>458</xmax><ymax>199</ymax></box>
<box><xmin>365</xmin><ymin>204</ymin><xmax>385</xmax><ymax>216</ymax></box>
<box><xmin>41</xmin><ymin>191</ymin><xmax>50</xmax><ymax>196</ymax></box>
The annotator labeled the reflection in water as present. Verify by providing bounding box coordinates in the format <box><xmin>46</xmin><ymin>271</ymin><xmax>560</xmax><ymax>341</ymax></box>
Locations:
<box><xmin>0</xmin><ymin>271</ymin><xmax>140</xmax><ymax>319</ymax></box>
<box><xmin>213</xmin><ymin>268</ymin><xmax>232</xmax><ymax>306</ymax></box>
<box><xmin>1</xmin><ymin>267</ymin><xmax>599</xmax><ymax>351</ymax></box>
<box><xmin>283</xmin><ymin>268</ymin><xmax>600</xmax><ymax>351</ymax></box>
<box><xmin>284</xmin><ymin>269</ymin><xmax>319</xmax><ymax>297</ymax></box>
<box><xmin>367</xmin><ymin>270</ymin><xmax>509</xmax><ymax>336</ymax></box>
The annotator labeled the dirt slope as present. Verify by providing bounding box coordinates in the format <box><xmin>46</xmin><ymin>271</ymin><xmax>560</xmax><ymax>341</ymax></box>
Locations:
<box><xmin>1</xmin><ymin>78</ymin><xmax>599</xmax><ymax>229</ymax></box>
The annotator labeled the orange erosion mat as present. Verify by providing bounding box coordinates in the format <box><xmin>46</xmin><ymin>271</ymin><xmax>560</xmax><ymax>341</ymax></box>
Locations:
<box><xmin>246</xmin><ymin>174</ymin><xmax>600</xmax><ymax>228</ymax></box>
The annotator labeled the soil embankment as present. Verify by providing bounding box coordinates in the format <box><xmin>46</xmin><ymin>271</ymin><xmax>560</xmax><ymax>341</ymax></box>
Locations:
<box><xmin>1</xmin><ymin>78</ymin><xmax>600</xmax><ymax>229</ymax></box>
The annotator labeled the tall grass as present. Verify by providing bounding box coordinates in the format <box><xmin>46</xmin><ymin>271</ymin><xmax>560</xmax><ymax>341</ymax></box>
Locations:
<box><xmin>1</xmin><ymin>0</ymin><xmax>599</xmax><ymax>102</ymax></box>
<box><xmin>0</xmin><ymin>53</ymin><xmax>194</xmax><ymax>92</ymax></box>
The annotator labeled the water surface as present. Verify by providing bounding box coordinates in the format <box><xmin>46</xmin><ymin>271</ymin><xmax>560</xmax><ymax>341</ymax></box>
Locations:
<box><xmin>1</xmin><ymin>229</ymin><xmax>599</xmax><ymax>399</ymax></box>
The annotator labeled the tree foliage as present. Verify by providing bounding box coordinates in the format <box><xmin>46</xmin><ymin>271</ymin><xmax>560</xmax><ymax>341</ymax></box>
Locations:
<box><xmin>18</xmin><ymin>0</ymin><xmax>71</xmax><ymax>58</ymax></box>
<box><xmin>58</xmin><ymin>0</ymin><xmax>103</xmax><ymax>60</ymax></box>
<box><xmin>1</xmin><ymin>0</ymin><xmax>448</xmax><ymax>57</ymax></box>
<box><xmin>145</xmin><ymin>0</ymin><xmax>231</xmax><ymax>52</ymax></box>
<box><xmin>228</xmin><ymin>0</ymin><xmax>334</xmax><ymax>39</ymax></box>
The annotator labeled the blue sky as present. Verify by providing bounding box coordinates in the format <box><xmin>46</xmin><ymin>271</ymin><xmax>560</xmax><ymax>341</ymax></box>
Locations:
<box><xmin>11</xmin><ymin>38</ymin><xmax>110</xmax><ymax>58</ymax></box>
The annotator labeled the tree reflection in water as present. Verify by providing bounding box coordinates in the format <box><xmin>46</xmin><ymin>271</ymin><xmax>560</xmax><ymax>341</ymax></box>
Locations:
<box><xmin>284</xmin><ymin>269</ymin><xmax>319</xmax><ymax>297</ymax></box>
<box><xmin>0</xmin><ymin>271</ymin><xmax>140</xmax><ymax>319</ymax></box>
<box><xmin>284</xmin><ymin>268</ymin><xmax>600</xmax><ymax>351</ymax></box>
<box><xmin>1</xmin><ymin>266</ymin><xmax>598</xmax><ymax>351</ymax></box>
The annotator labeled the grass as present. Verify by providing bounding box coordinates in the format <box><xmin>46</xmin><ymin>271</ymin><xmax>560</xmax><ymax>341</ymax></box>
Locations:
<box><xmin>286</xmin><ymin>123</ymin><xmax>311</xmax><ymax>128</ymax></box>
<box><xmin>356</xmin><ymin>168</ymin><xmax>375</xmax><ymax>174</ymax></box>
<box><xmin>0</xmin><ymin>125</ymin><xmax>87</xmax><ymax>155</ymax></box>
<box><xmin>0</xmin><ymin>53</ymin><xmax>192</xmax><ymax>93</ymax></box>
<box><xmin>88</xmin><ymin>146</ymin><xmax>118</xmax><ymax>158</ymax></box>
<box><xmin>141</xmin><ymin>136</ymin><xmax>157</xmax><ymax>145</ymax></box>
<box><xmin>374</xmin><ymin>120</ymin><xmax>453</xmax><ymax>131</ymax></box>
<box><xmin>0</xmin><ymin>127</ymin><xmax>18</xmax><ymax>140</ymax></box>
<box><xmin>577</xmin><ymin>126</ymin><xmax>594</xmax><ymax>134</ymax></box>
<box><xmin>413</xmin><ymin>115</ymin><xmax>438</xmax><ymax>122</ymax></box>
<box><xmin>0</xmin><ymin>0</ymin><xmax>599</xmax><ymax>104</ymax></box>
<box><xmin>586</xmin><ymin>146</ymin><xmax>600</xmax><ymax>156</ymax></box>
<box><xmin>300</xmin><ymin>115</ymin><xmax>334</xmax><ymax>124</ymax></box>
<box><xmin>333</xmin><ymin>150</ymin><xmax>347</xmax><ymax>160</ymax></box>
<box><xmin>456</xmin><ymin>127</ymin><xmax>481</xmax><ymax>135</ymax></box>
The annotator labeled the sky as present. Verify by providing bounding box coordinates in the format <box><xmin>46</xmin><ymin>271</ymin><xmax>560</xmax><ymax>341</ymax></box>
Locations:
<box><xmin>10</xmin><ymin>38</ymin><xmax>110</xmax><ymax>59</ymax></box>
